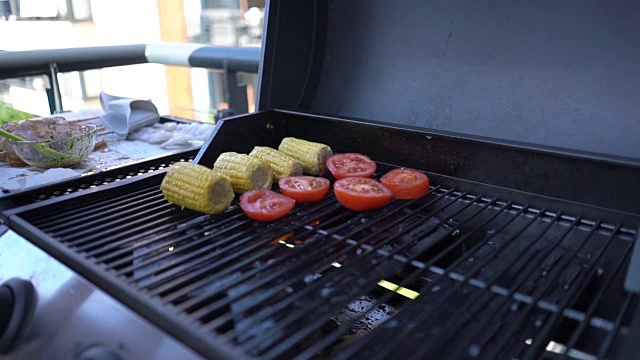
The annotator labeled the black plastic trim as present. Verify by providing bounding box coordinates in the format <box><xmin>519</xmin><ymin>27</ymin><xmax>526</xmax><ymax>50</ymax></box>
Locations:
<box><xmin>0</xmin><ymin>278</ymin><xmax>37</xmax><ymax>354</ymax></box>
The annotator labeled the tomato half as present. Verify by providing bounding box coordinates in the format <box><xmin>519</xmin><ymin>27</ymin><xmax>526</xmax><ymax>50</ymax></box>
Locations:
<box><xmin>326</xmin><ymin>153</ymin><xmax>377</xmax><ymax>179</ymax></box>
<box><xmin>333</xmin><ymin>177</ymin><xmax>392</xmax><ymax>211</ymax></box>
<box><xmin>278</xmin><ymin>176</ymin><xmax>331</xmax><ymax>203</ymax></box>
<box><xmin>239</xmin><ymin>189</ymin><xmax>295</xmax><ymax>222</ymax></box>
<box><xmin>380</xmin><ymin>168</ymin><xmax>430</xmax><ymax>199</ymax></box>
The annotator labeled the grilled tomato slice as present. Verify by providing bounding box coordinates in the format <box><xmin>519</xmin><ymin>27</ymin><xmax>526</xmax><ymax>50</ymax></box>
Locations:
<box><xmin>240</xmin><ymin>189</ymin><xmax>295</xmax><ymax>222</ymax></box>
<box><xmin>326</xmin><ymin>153</ymin><xmax>377</xmax><ymax>179</ymax></box>
<box><xmin>333</xmin><ymin>177</ymin><xmax>392</xmax><ymax>211</ymax></box>
<box><xmin>278</xmin><ymin>176</ymin><xmax>331</xmax><ymax>203</ymax></box>
<box><xmin>380</xmin><ymin>168</ymin><xmax>430</xmax><ymax>199</ymax></box>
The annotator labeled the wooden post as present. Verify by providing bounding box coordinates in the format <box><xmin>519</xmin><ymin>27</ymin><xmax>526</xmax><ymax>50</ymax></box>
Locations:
<box><xmin>157</xmin><ymin>0</ymin><xmax>195</xmax><ymax>120</ymax></box>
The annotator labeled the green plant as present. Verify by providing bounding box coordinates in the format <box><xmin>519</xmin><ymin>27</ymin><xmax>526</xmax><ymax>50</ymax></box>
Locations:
<box><xmin>0</xmin><ymin>103</ymin><xmax>33</xmax><ymax>126</ymax></box>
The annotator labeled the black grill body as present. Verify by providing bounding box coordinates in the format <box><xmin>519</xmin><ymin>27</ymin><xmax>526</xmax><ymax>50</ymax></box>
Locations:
<box><xmin>4</xmin><ymin>1</ymin><xmax>640</xmax><ymax>359</ymax></box>
<box><xmin>4</xmin><ymin>111</ymin><xmax>640</xmax><ymax>359</ymax></box>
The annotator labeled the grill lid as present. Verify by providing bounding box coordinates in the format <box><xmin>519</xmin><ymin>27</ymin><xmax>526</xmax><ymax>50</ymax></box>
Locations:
<box><xmin>257</xmin><ymin>0</ymin><xmax>640</xmax><ymax>160</ymax></box>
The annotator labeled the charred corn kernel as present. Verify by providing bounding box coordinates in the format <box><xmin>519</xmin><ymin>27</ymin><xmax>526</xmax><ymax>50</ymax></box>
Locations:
<box><xmin>161</xmin><ymin>162</ymin><xmax>234</xmax><ymax>214</ymax></box>
<box><xmin>214</xmin><ymin>152</ymin><xmax>273</xmax><ymax>193</ymax></box>
<box><xmin>278</xmin><ymin>137</ymin><xmax>333</xmax><ymax>176</ymax></box>
<box><xmin>249</xmin><ymin>146</ymin><xmax>303</xmax><ymax>180</ymax></box>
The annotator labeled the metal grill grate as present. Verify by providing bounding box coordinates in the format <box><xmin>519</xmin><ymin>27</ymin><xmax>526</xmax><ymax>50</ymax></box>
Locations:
<box><xmin>8</xmin><ymin>163</ymin><xmax>638</xmax><ymax>360</ymax></box>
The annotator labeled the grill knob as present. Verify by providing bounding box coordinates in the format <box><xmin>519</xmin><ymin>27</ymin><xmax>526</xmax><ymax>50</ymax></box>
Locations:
<box><xmin>0</xmin><ymin>278</ymin><xmax>37</xmax><ymax>354</ymax></box>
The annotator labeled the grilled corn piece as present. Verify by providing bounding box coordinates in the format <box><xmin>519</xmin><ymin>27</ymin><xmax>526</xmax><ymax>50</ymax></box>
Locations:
<box><xmin>249</xmin><ymin>146</ymin><xmax>303</xmax><ymax>180</ymax></box>
<box><xmin>214</xmin><ymin>152</ymin><xmax>273</xmax><ymax>193</ymax></box>
<box><xmin>161</xmin><ymin>162</ymin><xmax>234</xmax><ymax>214</ymax></box>
<box><xmin>278</xmin><ymin>137</ymin><xmax>333</xmax><ymax>176</ymax></box>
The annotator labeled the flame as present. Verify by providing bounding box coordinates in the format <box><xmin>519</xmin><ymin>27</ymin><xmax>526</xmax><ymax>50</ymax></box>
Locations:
<box><xmin>270</xmin><ymin>220</ymin><xmax>321</xmax><ymax>247</ymax></box>
<box><xmin>271</xmin><ymin>232</ymin><xmax>294</xmax><ymax>245</ymax></box>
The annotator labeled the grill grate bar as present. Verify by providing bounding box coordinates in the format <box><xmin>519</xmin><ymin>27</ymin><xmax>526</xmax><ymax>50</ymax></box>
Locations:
<box><xmin>331</xmin><ymin>204</ymin><xmax>525</xmax><ymax>359</ymax></box>
<box><xmin>186</xmin><ymin>187</ymin><xmax>463</xmax><ymax>326</ymax></box>
<box><xmin>172</xmin><ymin>186</ymin><xmax>453</xmax><ymax>305</ymax></box>
<box><xmin>75</xmin><ymin>208</ymin><xmax>189</xmax><ymax>253</ymax></box>
<box><xmin>146</xmin><ymin>199</ymin><xmax>353</xmax><ymax>298</ymax></box>
<box><xmin>444</xmin><ymin>216</ymin><xmax>585</xmax><ymax>360</ymax></box>
<box><xmin>242</xmin><ymin>193</ymin><xmax>490</xmax><ymax>357</ymax></box>
<box><xmin>387</xmin><ymin>203</ymin><xmax>525</xmax><ymax>275</ymax></box>
<box><xmin>83</xmin><ymin>210</ymin><xmax>209</xmax><ymax>259</ymax></box>
<box><xmin>157</xmin><ymin>194</ymin><xmax>365</xmax><ymax>308</ymax></box>
<box><xmin>478</xmin><ymin>221</ymin><xmax>610</xmax><ymax>360</ymax></box>
<box><xmin>520</xmin><ymin>223</ymin><xmax>621</xmax><ymax>360</ymax></box>
<box><xmin>65</xmin><ymin>203</ymin><xmax>178</xmax><ymax>249</ymax></box>
<box><xmin>559</xmin><ymin>243</ymin><xmax>634</xmax><ymax>360</ymax></box>
<box><xmin>34</xmin><ymin>186</ymin><xmax>160</xmax><ymax>230</ymax></box>
<box><xmin>341</xmin><ymin>206</ymin><xmax>546</xmax><ymax>360</ymax></box>
<box><xmin>597</xmin><ymin>293</ymin><xmax>634</xmax><ymax>359</ymax></box>
<box><xmin>114</xmin><ymin>214</ymin><xmax>255</xmax><ymax>277</ymax></box>
<box><xmin>153</xmin><ymin>199</ymin><xmax>405</xmax><ymax>324</ymax></box>
<box><xmin>410</xmin><ymin>212</ymin><xmax>568</xmax><ymax>360</ymax></box>
<box><xmin>413</xmin><ymin>221</ymin><xmax>584</xmax><ymax>359</ymax></box>
<box><xmin>59</xmin><ymin>196</ymin><xmax>172</xmax><ymax>244</ymax></box>
<box><xmin>117</xmin><ymin>220</ymin><xmax>261</xmax><ymax>283</ymax></box>
<box><xmin>135</xmin><ymin>219</ymin><xmax>328</xmax><ymax>295</ymax></box>
<box><xmin>148</xmin><ymin>220</ymin><xmax>322</xmax><ymax>296</ymax></box>
<box><xmin>426</xmin><ymin>218</ymin><xmax>583</xmax><ymax>360</ymax></box>
<box><xmin>198</xmin><ymin>191</ymin><xmax>463</xmax><ymax>336</ymax></box>
<box><xmin>96</xmin><ymin>211</ymin><xmax>246</xmax><ymax>267</ymax></box>
<box><xmin>292</xmin><ymin>199</ymin><xmax>516</xmax><ymax>360</ymax></box>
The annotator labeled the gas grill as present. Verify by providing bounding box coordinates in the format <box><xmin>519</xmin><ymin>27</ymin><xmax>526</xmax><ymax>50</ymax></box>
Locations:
<box><xmin>2</xmin><ymin>1</ymin><xmax>640</xmax><ymax>359</ymax></box>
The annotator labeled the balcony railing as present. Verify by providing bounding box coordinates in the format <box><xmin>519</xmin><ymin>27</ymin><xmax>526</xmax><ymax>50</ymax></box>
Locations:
<box><xmin>0</xmin><ymin>43</ymin><xmax>261</xmax><ymax>117</ymax></box>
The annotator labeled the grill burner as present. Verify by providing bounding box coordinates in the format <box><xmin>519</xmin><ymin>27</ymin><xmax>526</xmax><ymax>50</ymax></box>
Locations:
<box><xmin>6</xmin><ymin>157</ymin><xmax>637</xmax><ymax>359</ymax></box>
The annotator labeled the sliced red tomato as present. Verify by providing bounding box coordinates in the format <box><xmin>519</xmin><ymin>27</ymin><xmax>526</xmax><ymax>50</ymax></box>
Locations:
<box><xmin>239</xmin><ymin>189</ymin><xmax>295</xmax><ymax>222</ymax></box>
<box><xmin>326</xmin><ymin>153</ymin><xmax>377</xmax><ymax>179</ymax></box>
<box><xmin>278</xmin><ymin>176</ymin><xmax>331</xmax><ymax>203</ymax></box>
<box><xmin>333</xmin><ymin>177</ymin><xmax>392</xmax><ymax>211</ymax></box>
<box><xmin>380</xmin><ymin>168</ymin><xmax>430</xmax><ymax>199</ymax></box>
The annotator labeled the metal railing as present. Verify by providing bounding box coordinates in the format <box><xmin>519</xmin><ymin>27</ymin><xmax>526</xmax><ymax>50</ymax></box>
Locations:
<box><xmin>0</xmin><ymin>43</ymin><xmax>261</xmax><ymax>117</ymax></box>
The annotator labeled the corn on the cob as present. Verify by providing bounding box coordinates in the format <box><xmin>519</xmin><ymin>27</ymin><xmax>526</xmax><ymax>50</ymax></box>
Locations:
<box><xmin>249</xmin><ymin>146</ymin><xmax>303</xmax><ymax>180</ymax></box>
<box><xmin>213</xmin><ymin>152</ymin><xmax>273</xmax><ymax>193</ymax></box>
<box><xmin>161</xmin><ymin>162</ymin><xmax>234</xmax><ymax>214</ymax></box>
<box><xmin>278</xmin><ymin>137</ymin><xmax>332</xmax><ymax>176</ymax></box>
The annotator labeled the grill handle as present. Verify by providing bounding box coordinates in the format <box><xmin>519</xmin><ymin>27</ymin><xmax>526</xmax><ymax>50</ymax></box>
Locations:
<box><xmin>0</xmin><ymin>278</ymin><xmax>37</xmax><ymax>354</ymax></box>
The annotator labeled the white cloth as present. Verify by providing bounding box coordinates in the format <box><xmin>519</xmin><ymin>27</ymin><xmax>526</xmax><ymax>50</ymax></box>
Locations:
<box><xmin>127</xmin><ymin>122</ymin><xmax>215</xmax><ymax>149</ymax></box>
<box><xmin>99</xmin><ymin>92</ymin><xmax>159</xmax><ymax>139</ymax></box>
